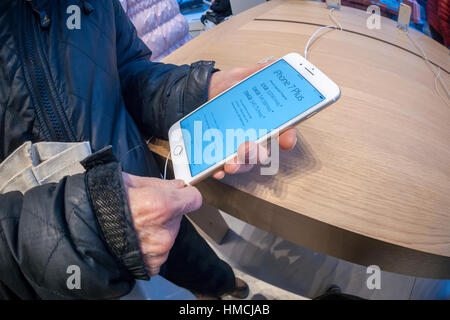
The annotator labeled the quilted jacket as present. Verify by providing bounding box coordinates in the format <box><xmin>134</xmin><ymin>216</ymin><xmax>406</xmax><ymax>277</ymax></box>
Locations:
<box><xmin>120</xmin><ymin>0</ymin><xmax>191</xmax><ymax>61</ymax></box>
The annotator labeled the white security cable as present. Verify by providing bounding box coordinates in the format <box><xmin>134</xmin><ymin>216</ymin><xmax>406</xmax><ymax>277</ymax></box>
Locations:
<box><xmin>304</xmin><ymin>8</ymin><xmax>343</xmax><ymax>60</ymax></box>
<box><xmin>405</xmin><ymin>30</ymin><xmax>449</xmax><ymax>107</ymax></box>
<box><xmin>434</xmin><ymin>68</ymin><xmax>449</xmax><ymax>106</ymax></box>
<box><xmin>328</xmin><ymin>7</ymin><xmax>343</xmax><ymax>30</ymax></box>
<box><xmin>163</xmin><ymin>150</ymin><xmax>171</xmax><ymax>180</ymax></box>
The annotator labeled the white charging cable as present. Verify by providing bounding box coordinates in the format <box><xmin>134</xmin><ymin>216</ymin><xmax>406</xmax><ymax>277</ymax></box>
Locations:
<box><xmin>162</xmin><ymin>150</ymin><xmax>171</xmax><ymax>180</ymax></box>
<box><xmin>304</xmin><ymin>8</ymin><xmax>343</xmax><ymax>60</ymax></box>
<box><xmin>405</xmin><ymin>30</ymin><xmax>449</xmax><ymax>107</ymax></box>
<box><xmin>148</xmin><ymin>136</ymin><xmax>171</xmax><ymax>180</ymax></box>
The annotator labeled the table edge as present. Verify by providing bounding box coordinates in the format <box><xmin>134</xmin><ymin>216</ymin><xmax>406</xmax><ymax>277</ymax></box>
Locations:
<box><xmin>196</xmin><ymin>177</ymin><xmax>450</xmax><ymax>279</ymax></box>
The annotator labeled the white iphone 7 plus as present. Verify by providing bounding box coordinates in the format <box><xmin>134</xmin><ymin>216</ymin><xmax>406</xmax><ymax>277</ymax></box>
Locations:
<box><xmin>168</xmin><ymin>53</ymin><xmax>340</xmax><ymax>185</ymax></box>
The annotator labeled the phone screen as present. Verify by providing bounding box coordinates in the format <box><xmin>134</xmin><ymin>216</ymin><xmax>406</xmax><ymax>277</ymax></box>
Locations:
<box><xmin>180</xmin><ymin>59</ymin><xmax>325</xmax><ymax>177</ymax></box>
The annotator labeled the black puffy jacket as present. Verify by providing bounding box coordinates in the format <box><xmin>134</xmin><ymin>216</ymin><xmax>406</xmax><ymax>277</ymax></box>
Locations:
<box><xmin>0</xmin><ymin>0</ymin><xmax>216</xmax><ymax>299</ymax></box>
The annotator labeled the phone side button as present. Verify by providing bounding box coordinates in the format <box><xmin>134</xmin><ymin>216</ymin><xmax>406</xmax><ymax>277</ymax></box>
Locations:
<box><xmin>173</xmin><ymin>145</ymin><xmax>183</xmax><ymax>156</ymax></box>
<box><xmin>306</xmin><ymin>111</ymin><xmax>318</xmax><ymax>119</ymax></box>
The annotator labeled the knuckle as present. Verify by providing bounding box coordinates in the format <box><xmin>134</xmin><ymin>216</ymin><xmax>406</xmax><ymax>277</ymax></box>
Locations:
<box><xmin>144</xmin><ymin>248</ymin><xmax>172</xmax><ymax>275</ymax></box>
<box><xmin>159</xmin><ymin>233</ymin><xmax>176</xmax><ymax>253</ymax></box>
<box><xmin>150</xmin><ymin>246</ymin><xmax>167</xmax><ymax>257</ymax></box>
<box><xmin>151</xmin><ymin>247</ymin><xmax>168</xmax><ymax>258</ymax></box>
<box><xmin>147</xmin><ymin>232</ymin><xmax>176</xmax><ymax>257</ymax></box>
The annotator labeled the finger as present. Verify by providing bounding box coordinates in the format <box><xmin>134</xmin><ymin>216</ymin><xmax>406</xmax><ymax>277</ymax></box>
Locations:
<box><xmin>223</xmin><ymin>156</ymin><xmax>240</xmax><ymax>174</ymax></box>
<box><xmin>222</xmin><ymin>141</ymin><xmax>268</xmax><ymax>175</ymax></box>
<box><xmin>223</xmin><ymin>162</ymin><xmax>239</xmax><ymax>175</ymax></box>
<box><xmin>236</xmin><ymin>141</ymin><xmax>258</xmax><ymax>164</ymax></box>
<box><xmin>212</xmin><ymin>170</ymin><xmax>225</xmax><ymax>180</ymax></box>
<box><xmin>171</xmin><ymin>186</ymin><xmax>203</xmax><ymax>216</ymax></box>
<box><xmin>223</xmin><ymin>160</ymin><xmax>255</xmax><ymax>175</ymax></box>
<box><xmin>229</xmin><ymin>163</ymin><xmax>255</xmax><ymax>175</ymax></box>
<box><xmin>236</xmin><ymin>141</ymin><xmax>269</xmax><ymax>165</ymax></box>
<box><xmin>278</xmin><ymin>129</ymin><xmax>297</xmax><ymax>151</ymax></box>
<box><xmin>258</xmin><ymin>142</ymin><xmax>270</xmax><ymax>165</ymax></box>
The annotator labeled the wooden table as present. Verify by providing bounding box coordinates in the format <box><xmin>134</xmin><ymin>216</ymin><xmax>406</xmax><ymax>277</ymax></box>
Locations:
<box><xmin>152</xmin><ymin>0</ymin><xmax>450</xmax><ymax>278</ymax></box>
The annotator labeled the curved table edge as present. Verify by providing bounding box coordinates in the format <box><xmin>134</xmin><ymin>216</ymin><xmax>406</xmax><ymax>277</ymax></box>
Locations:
<box><xmin>196</xmin><ymin>178</ymin><xmax>450</xmax><ymax>279</ymax></box>
<box><xmin>252</xmin><ymin>18</ymin><xmax>450</xmax><ymax>74</ymax></box>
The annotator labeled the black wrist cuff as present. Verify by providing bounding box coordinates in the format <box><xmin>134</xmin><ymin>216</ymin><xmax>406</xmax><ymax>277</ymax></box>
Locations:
<box><xmin>183</xmin><ymin>60</ymin><xmax>217</xmax><ymax>114</ymax></box>
<box><xmin>81</xmin><ymin>146</ymin><xmax>149</xmax><ymax>280</ymax></box>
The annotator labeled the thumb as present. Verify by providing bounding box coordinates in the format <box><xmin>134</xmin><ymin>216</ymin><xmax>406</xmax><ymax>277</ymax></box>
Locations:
<box><xmin>171</xmin><ymin>185</ymin><xmax>203</xmax><ymax>217</ymax></box>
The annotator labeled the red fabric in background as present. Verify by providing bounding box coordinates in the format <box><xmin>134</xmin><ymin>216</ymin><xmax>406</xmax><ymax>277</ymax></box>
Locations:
<box><xmin>427</xmin><ymin>0</ymin><xmax>450</xmax><ymax>46</ymax></box>
<box><xmin>437</xmin><ymin>0</ymin><xmax>450</xmax><ymax>46</ymax></box>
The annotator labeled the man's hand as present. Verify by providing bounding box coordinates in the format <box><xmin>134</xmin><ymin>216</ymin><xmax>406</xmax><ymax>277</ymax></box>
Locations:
<box><xmin>208</xmin><ymin>62</ymin><xmax>298</xmax><ymax>180</ymax></box>
<box><xmin>122</xmin><ymin>173</ymin><xmax>202</xmax><ymax>276</ymax></box>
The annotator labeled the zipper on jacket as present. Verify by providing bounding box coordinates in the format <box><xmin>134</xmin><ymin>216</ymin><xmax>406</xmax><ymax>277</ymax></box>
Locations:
<box><xmin>17</xmin><ymin>2</ymin><xmax>75</xmax><ymax>142</ymax></box>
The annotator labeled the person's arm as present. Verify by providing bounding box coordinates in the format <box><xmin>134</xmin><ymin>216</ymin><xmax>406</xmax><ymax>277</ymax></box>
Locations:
<box><xmin>112</xmin><ymin>0</ymin><xmax>299</xmax><ymax>179</ymax></box>
<box><xmin>113</xmin><ymin>0</ymin><xmax>216</xmax><ymax>140</ymax></box>
<box><xmin>0</xmin><ymin>147</ymin><xmax>148</xmax><ymax>299</ymax></box>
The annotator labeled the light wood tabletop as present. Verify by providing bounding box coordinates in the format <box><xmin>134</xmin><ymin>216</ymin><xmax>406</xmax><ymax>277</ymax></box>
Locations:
<box><xmin>152</xmin><ymin>0</ymin><xmax>450</xmax><ymax>278</ymax></box>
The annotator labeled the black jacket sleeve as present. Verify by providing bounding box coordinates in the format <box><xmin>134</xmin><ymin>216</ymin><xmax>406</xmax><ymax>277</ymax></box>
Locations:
<box><xmin>113</xmin><ymin>0</ymin><xmax>217</xmax><ymax>140</ymax></box>
<box><xmin>0</xmin><ymin>147</ymin><xmax>148</xmax><ymax>299</ymax></box>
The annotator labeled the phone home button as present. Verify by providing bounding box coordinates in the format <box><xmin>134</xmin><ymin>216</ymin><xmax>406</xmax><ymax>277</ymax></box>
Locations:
<box><xmin>173</xmin><ymin>145</ymin><xmax>183</xmax><ymax>156</ymax></box>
